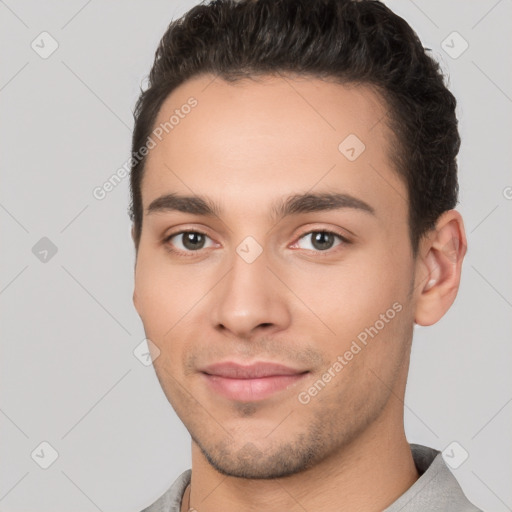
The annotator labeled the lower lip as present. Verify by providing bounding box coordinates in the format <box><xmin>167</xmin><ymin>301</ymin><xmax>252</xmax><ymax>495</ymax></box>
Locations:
<box><xmin>202</xmin><ymin>373</ymin><xmax>309</xmax><ymax>402</ymax></box>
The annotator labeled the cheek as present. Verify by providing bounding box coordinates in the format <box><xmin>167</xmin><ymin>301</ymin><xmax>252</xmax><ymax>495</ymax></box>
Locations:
<box><xmin>134</xmin><ymin>250</ymin><xmax>187</xmax><ymax>333</ymax></box>
<box><xmin>284</xmin><ymin>247</ymin><xmax>412</xmax><ymax>351</ymax></box>
<box><xmin>134</xmin><ymin>246</ymin><xmax>220</xmax><ymax>346</ymax></box>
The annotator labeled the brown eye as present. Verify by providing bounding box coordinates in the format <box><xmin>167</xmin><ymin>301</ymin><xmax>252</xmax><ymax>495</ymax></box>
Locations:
<box><xmin>165</xmin><ymin>231</ymin><xmax>215</xmax><ymax>253</ymax></box>
<box><xmin>295</xmin><ymin>231</ymin><xmax>348</xmax><ymax>252</ymax></box>
<box><xmin>181</xmin><ymin>232</ymin><xmax>206</xmax><ymax>250</ymax></box>
<box><xmin>311</xmin><ymin>232</ymin><xmax>337</xmax><ymax>251</ymax></box>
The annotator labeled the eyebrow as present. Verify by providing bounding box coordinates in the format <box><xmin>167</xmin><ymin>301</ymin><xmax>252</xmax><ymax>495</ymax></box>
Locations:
<box><xmin>146</xmin><ymin>191</ymin><xmax>375</xmax><ymax>221</ymax></box>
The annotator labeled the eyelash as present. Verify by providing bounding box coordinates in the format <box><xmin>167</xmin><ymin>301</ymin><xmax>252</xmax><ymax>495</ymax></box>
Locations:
<box><xmin>163</xmin><ymin>229</ymin><xmax>351</xmax><ymax>257</ymax></box>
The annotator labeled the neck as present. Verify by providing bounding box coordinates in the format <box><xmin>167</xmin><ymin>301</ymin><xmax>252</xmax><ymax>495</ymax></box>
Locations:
<box><xmin>184</xmin><ymin>411</ymin><xmax>419</xmax><ymax>512</ymax></box>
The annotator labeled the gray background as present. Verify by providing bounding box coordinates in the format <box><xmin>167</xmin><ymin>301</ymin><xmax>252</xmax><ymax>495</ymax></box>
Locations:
<box><xmin>1</xmin><ymin>1</ymin><xmax>511</xmax><ymax>511</ymax></box>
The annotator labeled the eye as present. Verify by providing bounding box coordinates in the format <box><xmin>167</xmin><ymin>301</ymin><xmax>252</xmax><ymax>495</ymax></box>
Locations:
<box><xmin>293</xmin><ymin>230</ymin><xmax>349</xmax><ymax>252</ymax></box>
<box><xmin>164</xmin><ymin>230</ymin><xmax>216</xmax><ymax>253</ymax></box>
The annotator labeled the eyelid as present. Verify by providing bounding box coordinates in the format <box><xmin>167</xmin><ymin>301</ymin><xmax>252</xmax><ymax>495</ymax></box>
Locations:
<box><xmin>292</xmin><ymin>221</ymin><xmax>352</xmax><ymax>241</ymax></box>
<box><xmin>164</xmin><ymin>228</ymin><xmax>211</xmax><ymax>241</ymax></box>
<box><xmin>163</xmin><ymin>223</ymin><xmax>215</xmax><ymax>242</ymax></box>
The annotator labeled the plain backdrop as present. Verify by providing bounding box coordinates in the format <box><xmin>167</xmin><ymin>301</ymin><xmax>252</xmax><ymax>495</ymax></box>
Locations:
<box><xmin>1</xmin><ymin>1</ymin><xmax>511</xmax><ymax>511</ymax></box>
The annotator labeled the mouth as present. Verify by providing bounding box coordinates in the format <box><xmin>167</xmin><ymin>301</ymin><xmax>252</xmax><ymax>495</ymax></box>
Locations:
<box><xmin>199</xmin><ymin>361</ymin><xmax>310</xmax><ymax>402</ymax></box>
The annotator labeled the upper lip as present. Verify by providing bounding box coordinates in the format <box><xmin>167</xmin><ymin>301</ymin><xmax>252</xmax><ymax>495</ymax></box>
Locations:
<box><xmin>200</xmin><ymin>361</ymin><xmax>308</xmax><ymax>379</ymax></box>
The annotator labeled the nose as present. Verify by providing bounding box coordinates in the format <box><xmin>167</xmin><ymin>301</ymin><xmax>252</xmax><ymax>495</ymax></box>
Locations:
<box><xmin>209</xmin><ymin>245</ymin><xmax>292</xmax><ymax>339</ymax></box>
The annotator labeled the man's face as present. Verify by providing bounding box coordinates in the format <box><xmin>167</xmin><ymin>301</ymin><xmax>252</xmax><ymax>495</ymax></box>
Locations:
<box><xmin>133</xmin><ymin>74</ymin><xmax>419</xmax><ymax>478</ymax></box>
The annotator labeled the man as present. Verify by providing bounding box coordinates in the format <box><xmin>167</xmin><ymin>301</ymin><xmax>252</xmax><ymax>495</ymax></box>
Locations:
<box><xmin>129</xmin><ymin>0</ymin><xmax>482</xmax><ymax>510</ymax></box>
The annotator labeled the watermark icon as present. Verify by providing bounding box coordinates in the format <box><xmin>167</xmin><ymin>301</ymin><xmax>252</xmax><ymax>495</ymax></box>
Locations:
<box><xmin>236</xmin><ymin>236</ymin><xmax>263</xmax><ymax>263</ymax></box>
<box><xmin>92</xmin><ymin>97</ymin><xmax>198</xmax><ymax>201</ymax></box>
<box><xmin>133</xmin><ymin>338</ymin><xmax>161</xmax><ymax>366</ymax></box>
<box><xmin>32</xmin><ymin>237</ymin><xmax>58</xmax><ymax>263</ymax></box>
<box><xmin>338</xmin><ymin>133</ymin><xmax>366</xmax><ymax>161</ymax></box>
<box><xmin>503</xmin><ymin>186</ymin><xmax>512</xmax><ymax>200</ymax></box>
<box><xmin>31</xmin><ymin>31</ymin><xmax>59</xmax><ymax>59</ymax></box>
<box><xmin>298</xmin><ymin>301</ymin><xmax>403</xmax><ymax>405</ymax></box>
<box><xmin>441</xmin><ymin>31</ymin><xmax>469</xmax><ymax>60</ymax></box>
<box><xmin>442</xmin><ymin>441</ymin><xmax>469</xmax><ymax>469</ymax></box>
<box><xmin>31</xmin><ymin>441</ymin><xmax>59</xmax><ymax>469</ymax></box>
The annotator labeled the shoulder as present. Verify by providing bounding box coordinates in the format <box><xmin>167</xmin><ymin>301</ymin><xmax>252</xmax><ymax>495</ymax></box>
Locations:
<box><xmin>384</xmin><ymin>444</ymin><xmax>484</xmax><ymax>512</ymax></box>
<box><xmin>140</xmin><ymin>469</ymin><xmax>192</xmax><ymax>512</ymax></box>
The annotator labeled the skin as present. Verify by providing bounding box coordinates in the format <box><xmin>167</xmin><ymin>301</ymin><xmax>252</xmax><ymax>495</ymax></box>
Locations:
<box><xmin>132</xmin><ymin>73</ymin><xmax>467</xmax><ymax>512</ymax></box>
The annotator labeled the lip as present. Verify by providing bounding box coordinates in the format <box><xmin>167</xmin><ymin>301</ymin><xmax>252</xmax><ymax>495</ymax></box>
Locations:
<box><xmin>201</xmin><ymin>361</ymin><xmax>306</xmax><ymax>378</ymax></box>
<box><xmin>200</xmin><ymin>361</ymin><xmax>309</xmax><ymax>402</ymax></box>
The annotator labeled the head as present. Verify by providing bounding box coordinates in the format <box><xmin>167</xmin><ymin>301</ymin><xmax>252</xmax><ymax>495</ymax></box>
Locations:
<box><xmin>130</xmin><ymin>0</ymin><xmax>466</xmax><ymax>479</ymax></box>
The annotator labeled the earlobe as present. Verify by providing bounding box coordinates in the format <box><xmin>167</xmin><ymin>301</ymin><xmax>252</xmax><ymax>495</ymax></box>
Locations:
<box><xmin>414</xmin><ymin>210</ymin><xmax>467</xmax><ymax>326</ymax></box>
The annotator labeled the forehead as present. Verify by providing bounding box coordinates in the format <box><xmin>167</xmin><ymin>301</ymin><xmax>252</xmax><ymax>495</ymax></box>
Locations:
<box><xmin>141</xmin><ymin>73</ymin><xmax>406</xmax><ymax>219</ymax></box>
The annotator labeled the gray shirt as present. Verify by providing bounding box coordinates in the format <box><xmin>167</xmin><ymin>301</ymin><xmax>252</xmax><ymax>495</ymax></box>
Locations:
<box><xmin>141</xmin><ymin>443</ymin><xmax>483</xmax><ymax>511</ymax></box>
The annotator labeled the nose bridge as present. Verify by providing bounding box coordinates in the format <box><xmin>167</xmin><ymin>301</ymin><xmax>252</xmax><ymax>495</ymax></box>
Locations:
<box><xmin>210</xmin><ymin>241</ymin><xmax>290</xmax><ymax>336</ymax></box>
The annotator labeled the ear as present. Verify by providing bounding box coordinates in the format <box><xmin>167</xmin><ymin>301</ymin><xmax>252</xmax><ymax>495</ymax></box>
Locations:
<box><xmin>414</xmin><ymin>210</ymin><xmax>467</xmax><ymax>326</ymax></box>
